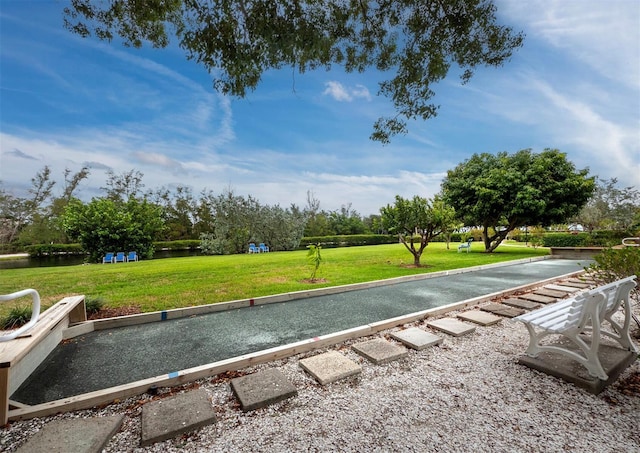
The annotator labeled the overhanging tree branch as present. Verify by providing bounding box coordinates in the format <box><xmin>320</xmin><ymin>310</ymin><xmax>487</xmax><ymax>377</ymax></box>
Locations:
<box><xmin>63</xmin><ymin>0</ymin><xmax>524</xmax><ymax>143</ymax></box>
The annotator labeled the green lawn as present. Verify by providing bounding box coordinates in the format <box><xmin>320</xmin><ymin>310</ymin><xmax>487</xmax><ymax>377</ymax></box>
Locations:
<box><xmin>0</xmin><ymin>243</ymin><xmax>549</xmax><ymax>314</ymax></box>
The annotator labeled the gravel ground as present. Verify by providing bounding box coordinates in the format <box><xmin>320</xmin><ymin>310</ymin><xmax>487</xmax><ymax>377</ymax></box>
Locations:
<box><xmin>2</xmin><ymin>305</ymin><xmax>640</xmax><ymax>452</ymax></box>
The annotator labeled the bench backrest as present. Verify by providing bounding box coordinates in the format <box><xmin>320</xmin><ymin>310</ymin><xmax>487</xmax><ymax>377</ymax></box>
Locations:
<box><xmin>558</xmin><ymin>292</ymin><xmax>604</xmax><ymax>332</ymax></box>
<box><xmin>587</xmin><ymin>275</ymin><xmax>637</xmax><ymax>322</ymax></box>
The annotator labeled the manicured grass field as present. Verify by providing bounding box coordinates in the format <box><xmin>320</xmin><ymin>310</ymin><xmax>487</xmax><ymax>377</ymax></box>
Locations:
<box><xmin>0</xmin><ymin>243</ymin><xmax>549</xmax><ymax>314</ymax></box>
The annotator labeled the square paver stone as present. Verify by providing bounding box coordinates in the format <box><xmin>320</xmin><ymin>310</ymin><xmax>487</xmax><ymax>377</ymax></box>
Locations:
<box><xmin>501</xmin><ymin>298</ymin><xmax>541</xmax><ymax>310</ymax></box>
<box><xmin>352</xmin><ymin>338</ymin><xmax>408</xmax><ymax>364</ymax></box>
<box><xmin>231</xmin><ymin>368</ymin><xmax>297</xmax><ymax>412</ymax></box>
<box><xmin>517</xmin><ymin>293</ymin><xmax>557</xmax><ymax>304</ymax></box>
<box><xmin>533</xmin><ymin>288</ymin><xmax>567</xmax><ymax>299</ymax></box>
<box><xmin>560</xmin><ymin>281</ymin><xmax>591</xmax><ymax>288</ymax></box>
<box><xmin>390</xmin><ymin>327</ymin><xmax>443</xmax><ymax>350</ymax></box>
<box><xmin>545</xmin><ymin>284</ymin><xmax>581</xmax><ymax>293</ymax></box>
<box><xmin>141</xmin><ymin>388</ymin><xmax>216</xmax><ymax>446</ymax></box>
<box><xmin>457</xmin><ymin>310</ymin><xmax>502</xmax><ymax>326</ymax></box>
<box><xmin>426</xmin><ymin>318</ymin><xmax>476</xmax><ymax>337</ymax></box>
<box><xmin>16</xmin><ymin>415</ymin><xmax>124</xmax><ymax>453</ymax></box>
<box><xmin>480</xmin><ymin>303</ymin><xmax>525</xmax><ymax>318</ymax></box>
<box><xmin>299</xmin><ymin>351</ymin><xmax>362</xmax><ymax>385</ymax></box>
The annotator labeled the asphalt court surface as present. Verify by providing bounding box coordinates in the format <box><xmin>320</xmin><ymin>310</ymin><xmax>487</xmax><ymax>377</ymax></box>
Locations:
<box><xmin>12</xmin><ymin>259</ymin><xmax>588</xmax><ymax>404</ymax></box>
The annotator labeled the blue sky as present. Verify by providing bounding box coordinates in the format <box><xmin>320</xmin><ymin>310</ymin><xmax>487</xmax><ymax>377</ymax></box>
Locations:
<box><xmin>1</xmin><ymin>1</ymin><xmax>639</xmax><ymax>215</ymax></box>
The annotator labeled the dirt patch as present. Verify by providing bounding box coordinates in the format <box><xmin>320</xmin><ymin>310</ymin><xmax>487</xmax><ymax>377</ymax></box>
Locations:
<box><xmin>88</xmin><ymin>305</ymin><xmax>142</xmax><ymax>320</ymax></box>
<box><xmin>300</xmin><ymin>278</ymin><xmax>329</xmax><ymax>284</ymax></box>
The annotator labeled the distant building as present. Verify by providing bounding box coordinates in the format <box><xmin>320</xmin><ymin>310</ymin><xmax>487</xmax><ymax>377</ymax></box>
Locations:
<box><xmin>568</xmin><ymin>223</ymin><xmax>584</xmax><ymax>233</ymax></box>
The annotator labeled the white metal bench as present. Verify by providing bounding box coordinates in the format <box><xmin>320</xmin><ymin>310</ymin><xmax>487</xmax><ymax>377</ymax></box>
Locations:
<box><xmin>514</xmin><ymin>275</ymin><xmax>638</xmax><ymax>380</ymax></box>
<box><xmin>458</xmin><ymin>238</ymin><xmax>473</xmax><ymax>253</ymax></box>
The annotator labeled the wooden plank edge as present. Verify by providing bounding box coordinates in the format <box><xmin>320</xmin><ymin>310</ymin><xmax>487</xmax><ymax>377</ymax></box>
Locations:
<box><xmin>1</xmin><ymin>296</ymin><xmax>85</xmax><ymax>366</ymax></box>
<box><xmin>7</xmin><ymin>330</ymin><xmax>365</xmax><ymax>422</ymax></box>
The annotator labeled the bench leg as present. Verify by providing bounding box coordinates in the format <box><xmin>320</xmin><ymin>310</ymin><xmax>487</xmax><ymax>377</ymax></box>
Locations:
<box><xmin>601</xmin><ymin>292</ymin><xmax>638</xmax><ymax>353</ymax></box>
<box><xmin>522</xmin><ymin>324</ymin><xmax>609</xmax><ymax>380</ymax></box>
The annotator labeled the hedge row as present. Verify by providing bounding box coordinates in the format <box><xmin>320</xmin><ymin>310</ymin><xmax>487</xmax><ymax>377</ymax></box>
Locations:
<box><xmin>299</xmin><ymin>233</ymin><xmax>484</xmax><ymax>249</ymax></box>
<box><xmin>299</xmin><ymin>234</ymin><xmax>398</xmax><ymax>248</ymax></box>
<box><xmin>540</xmin><ymin>231</ymin><xmax>633</xmax><ymax>248</ymax></box>
<box><xmin>153</xmin><ymin>240</ymin><xmax>201</xmax><ymax>250</ymax></box>
<box><xmin>24</xmin><ymin>243</ymin><xmax>85</xmax><ymax>257</ymax></box>
<box><xmin>20</xmin><ymin>229</ymin><xmax>634</xmax><ymax>256</ymax></box>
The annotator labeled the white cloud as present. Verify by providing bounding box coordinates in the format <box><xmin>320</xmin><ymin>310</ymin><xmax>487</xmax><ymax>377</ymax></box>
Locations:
<box><xmin>498</xmin><ymin>0</ymin><xmax>640</xmax><ymax>90</ymax></box>
<box><xmin>323</xmin><ymin>81</ymin><xmax>352</xmax><ymax>101</ymax></box>
<box><xmin>352</xmin><ymin>84</ymin><xmax>372</xmax><ymax>101</ymax></box>
<box><xmin>323</xmin><ymin>81</ymin><xmax>372</xmax><ymax>102</ymax></box>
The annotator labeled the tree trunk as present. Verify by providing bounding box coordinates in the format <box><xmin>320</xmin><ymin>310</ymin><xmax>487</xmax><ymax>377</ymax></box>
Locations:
<box><xmin>482</xmin><ymin>228</ymin><xmax>492</xmax><ymax>251</ymax></box>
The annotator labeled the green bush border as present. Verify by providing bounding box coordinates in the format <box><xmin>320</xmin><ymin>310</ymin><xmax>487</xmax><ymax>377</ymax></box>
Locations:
<box><xmin>299</xmin><ymin>234</ymin><xmax>398</xmax><ymax>248</ymax></box>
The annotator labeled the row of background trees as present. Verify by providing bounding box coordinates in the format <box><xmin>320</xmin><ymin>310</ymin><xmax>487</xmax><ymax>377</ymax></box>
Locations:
<box><xmin>0</xmin><ymin>167</ymin><xmax>381</xmax><ymax>260</ymax></box>
<box><xmin>1</xmin><ymin>149</ymin><xmax>638</xmax><ymax>264</ymax></box>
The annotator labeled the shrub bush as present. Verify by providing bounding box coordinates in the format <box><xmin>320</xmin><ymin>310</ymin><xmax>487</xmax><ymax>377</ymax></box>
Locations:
<box><xmin>542</xmin><ymin>233</ymin><xmax>588</xmax><ymax>247</ymax></box>
<box><xmin>153</xmin><ymin>240</ymin><xmax>201</xmax><ymax>250</ymax></box>
<box><xmin>586</xmin><ymin>247</ymin><xmax>640</xmax><ymax>297</ymax></box>
<box><xmin>299</xmin><ymin>235</ymin><xmax>397</xmax><ymax>249</ymax></box>
<box><xmin>541</xmin><ymin>231</ymin><xmax>632</xmax><ymax>248</ymax></box>
<box><xmin>25</xmin><ymin>243</ymin><xmax>85</xmax><ymax>257</ymax></box>
<box><xmin>588</xmin><ymin>230</ymin><xmax>633</xmax><ymax>247</ymax></box>
<box><xmin>1</xmin><ymin>305</ymin><xmax>33</xmax><ymax>329</ymax></box>
<box><xmin>85</xmin><ymin>297</ymin><xmax>105</xmax><ymax>315</ymax></box>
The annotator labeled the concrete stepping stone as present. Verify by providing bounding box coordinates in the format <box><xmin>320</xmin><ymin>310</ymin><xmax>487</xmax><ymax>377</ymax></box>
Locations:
<box><xmin>534</xmin><ymin>288</ymin><xmax>567</xmax><ymax>299</ymax></box>
<box><xmin>545</xmin><ymin>284</ymin><xmax>582</xmax><ymax>293</ymax></box>
<box><xmin>16</xmin><ymin>415</ymin><xmax>124</xmax><ymax>453</ymax></box>
<box><xmin>141</xmin><ymin>388</ymin><xmax>216</xmax><ymax>447</ymax></box>
<box><xmin>352</xmin><ymin>338</ymin><xmax>408</xmax><ymax>364</ymax></box>
<box><xmin>426</xmin><ymin>317</ymin><xmax>476</xmax><ymax>337</ymax></box>
<box><xmin>457</xmin><ymin>310</ymin><xmax>502</xmax><ymax>326</ymax></box>
<box><xmin>518</xmin><ymin>293</ymin><xmax>556</xmax><ymax>304</ymax></box>
<box><xmin>501</xmin><ymin>298</ymin><xmax>541</xmax><ymax>310</ymax></box>
<box><xmin>480</xmin><ymin>303</ymin><xmax>525</xmax><ymax>318</ymax></box>
<box><xmin>559</xmin><ymin>280</ymin><xmax>591</xmax><ymax>288</ymax></box>
<box><xmin>299</xmin><ymin>351</ymin><xmax>361</xmax><ymax>385</ymax></box>
<box><xmin>390</xmin><ymin>327</ymin><xmax>443</xmax><ymax>350</ymax></box>
<box><xmin>231</xmin><ymin>368</ymin><xmax>297</xmax><ymax>412</ymax></box>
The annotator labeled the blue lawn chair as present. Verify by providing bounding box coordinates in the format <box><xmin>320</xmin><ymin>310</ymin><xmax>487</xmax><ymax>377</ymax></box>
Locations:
<box><xmin>248</xmin><ymin>243</ymin><xmax>260</xmax><ymax>253</ymax></box>
<box><xmin>102</xmin><ymin>252</ymin><xmax>115</xmax><ymax>264</ymax></box>
<box><xmin>259</xmin><ymin>243</ymin><xmax>269</xmax><ymax>253</ymax></box>
<box><xmin>127</xmin><ymin>251</ymin><xmax>138</xmax><ymax>262</ymax></box>
<box><xmin>115</xmin><ymin>251</ymin><xmax>127</xmax><ymax>263</ymax></box>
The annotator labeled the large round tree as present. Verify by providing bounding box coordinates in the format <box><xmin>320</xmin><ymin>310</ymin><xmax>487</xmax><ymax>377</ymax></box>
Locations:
<box><xmin>62</xmin><ymin>196</ymin><xmax>164</xmax><ymax>262</ymax></box>
<box><xmin>441</xmin><ymin>149</ymin><xmax>595</xmax><ymax>252</ymax></box>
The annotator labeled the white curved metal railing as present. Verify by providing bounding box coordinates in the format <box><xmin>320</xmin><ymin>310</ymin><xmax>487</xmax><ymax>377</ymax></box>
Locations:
<box><xmin>622</xmin><ymin>237</ymin><xmax>640</xmax><ymax>247</ymax></box>
<box><xmin>0</xmin><ymin>289</ymin><xmax>41</xmax><ymax>342</ymax></box>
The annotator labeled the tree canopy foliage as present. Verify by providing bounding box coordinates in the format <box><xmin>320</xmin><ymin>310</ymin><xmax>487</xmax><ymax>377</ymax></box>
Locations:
<box><xmin>575</xmin><ymin>178</ymin><xmax>640</xmax><ymax>233</ymax></box>
<box><xmin>62</xmin><ymin>196</ymin><xmax>164</xmax><ymax>262</ymax></box>
<box><xmin>0</xmin><ymin>166</ymin><xmax>89</xmax><ymax>247</ymax></box>
<box><xmin>441</xmin><ymin>149</ymin><xmax>595</xmax><ymax>252</ymax></box>
<box><xmin>380</xmin><ymin>194</ymin><xmax>456</xmax><ymax>266</ymax></box>
<box><xmin>63</xmin><ymin>0</ymin><xmax>524</xmax><ymax>143</ymax></box>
